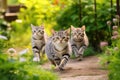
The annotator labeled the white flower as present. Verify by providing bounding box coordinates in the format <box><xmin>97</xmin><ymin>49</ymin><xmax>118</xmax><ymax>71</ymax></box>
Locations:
<box><xmin>19</xmin><ymin>48</ymin><xmax>29</xmax><ymax>56</ymax></box>
<box><xmin>114</xmin><ymin>47</ymin><xmax>119</xmax><ymax>51</ymax></box>
<box><xmin>16</xmin><ymin>19</ymin><xmax>22</xmax><ymax>23</ymax></box>
<box><xmin>33</xmin><ymin>57</ymin><xmax>40</xmax><ymax>62</ymax></box>
<box><xmin>0</xmin><ymin>35</ymin><xmax>8</xmax><ymax>40</ymax></box>
<box><xmin>107</xmin><ymin>21</ymin><xmax>111</xmax><ymax>26</ymax></box>
<box><xmin>7</xmin><ymin>48</ymin><xmax>17</xmax><ymax>57</ymax></box>
<box><xmin>113</xmin><ymin>18</ymin><xmax>118</xmax><ymax>24</ymax></box>
<box><xmin>19</xmin><ymin>57</ymin><xmax>26</xmax><ymax>62</ymax></box>
<box><xmin>112</xmin><ymin>31</ymin><xmax>118</xmax><ymax>36</ymax></box>
<box><xmin>112</xmin><ymin>26</ymin><xmax>118</xmax><ymax>30</ymax></box>
<box><xmin>7</xmin><ymin>48</ymin><xmax>16</xmax><ymax>54</ymax></box>
<box><xmin>100</xmin><ymin>41</ymin><xmax>108</xmax><ymax>48</ymax></box>
<box><xmin>111</xmin><ymin>35</ymin><xmax>118</xmax><ymax>40</ymax></box>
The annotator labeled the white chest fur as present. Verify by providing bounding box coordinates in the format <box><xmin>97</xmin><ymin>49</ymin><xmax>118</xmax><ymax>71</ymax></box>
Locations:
<box><xmin>32</xmin><ymin>39</ymin><xmax>45</xmax><ymax>48</ymax></box>
<box><xmin>54</xmin><ymin>43</ymin><xmax>67</xmax><ymax>51</ymax></box>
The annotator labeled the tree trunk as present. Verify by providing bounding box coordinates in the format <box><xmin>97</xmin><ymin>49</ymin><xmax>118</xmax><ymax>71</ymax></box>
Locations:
<box><xmin>79</xmin><ymin>0</ymin><xmax>82</xmax><ymax>25</ymax></box>
<box><xmin>116</xmin><ymin>0</ymin><xmax>120</xmax><ymax>16</ymax></box>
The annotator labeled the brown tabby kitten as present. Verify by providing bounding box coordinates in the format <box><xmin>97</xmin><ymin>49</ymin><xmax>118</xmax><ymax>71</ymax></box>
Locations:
<box><xmin>31</xmin><ymin>24</ymin><xmax>46</xmax><ymax>62</ymax></box>
<box><xmin>45</xmin><ymin>29</ymin><xmax>71</xmax><ymax>70</ymax></box>
<box><xmin>71</xmin><ymin>25</ymin><xmax>89</xmax><ymax>61</ymax></box>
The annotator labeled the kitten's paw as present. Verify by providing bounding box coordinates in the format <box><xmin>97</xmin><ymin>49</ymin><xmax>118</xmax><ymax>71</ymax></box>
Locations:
<box><xmin>77</xmin><ymin>58</ymin><xmax>82</xmax><ymax>61</ymax></box>
<box><xmin>58</xmin><ymin>66</ymin><xmax>64</xmax><ymax>71</ymax></box>
<box><xmin>77</xmin><ymin>54</ymin><xmax>83</xmax><ymax>61</ymax></box>
<box><xmin>33</xmin><ymin>57</ymin><xmax>40</xmax><ymax>62</ymax></box>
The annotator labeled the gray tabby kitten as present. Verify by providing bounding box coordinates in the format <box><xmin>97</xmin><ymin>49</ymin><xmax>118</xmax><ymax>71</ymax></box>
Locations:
<box><xmin>71</xmin><ymin>25</ymin><xmax>89</xmax><ymax>61</ymax></box>
<box><xmin>45</xmin><ymin>29</ymin><xmax>71</xmax><ymax>70</ymax></box>
<box><xmin>31</xmin><ymin>24</ymin><xmax>46</xmax><ymax>62</ymax></box>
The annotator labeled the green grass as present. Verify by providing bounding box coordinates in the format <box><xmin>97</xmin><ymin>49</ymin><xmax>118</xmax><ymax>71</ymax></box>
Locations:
<box><xmin>0</xmin><ymin>53</ymin><xmax>59</xmax><ymax>80</ymax></box>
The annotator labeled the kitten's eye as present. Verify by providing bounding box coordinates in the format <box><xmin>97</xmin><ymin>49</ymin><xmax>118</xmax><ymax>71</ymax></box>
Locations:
<box><xmin>67</xmin><ymin>36</ymin><xmax>69</xmax><ymax>39</ymax></box>
<box><xmin>38</xmin><ymin>30</ymin><xmax>41</xmax><ymax>32</ymax></box>
<box><xmin>42</xmin><ymin>31</ymin><xmax>44</xmax><ymax>33</ymax></box>
<box><xmin>53</xmin><ymin>38</ymin><xmax>55</xmax><ymax>41</ymax></box>
<box><xmin>79</xmin><ymin>33</ymin><xmax>81</xmax><ymax>35</ymax></box>
<box><xmin>81</xmin><ymin>33</ymin><xmax>84</xmax><ymax>37</ymax></box>
<box><xmin>33</xmin><ymin>30</ymin><xmax>36</xmax><ymax>33</ymax></box>
<box><xmin>74</xmin><ymin>33</ymin><xmax>76</xmax><ymax>35</ymax></box>
<box><xmin>64</xmin><ymin>36</ymin><xmax>69</xmax><ymax>41</ymax></box>
<box><xmin>39</xmin><ymin>30</ymin><xmax>44</xmax><ymax>34</ymax></box>
<box><xmin>56</xmin><ymin>37</ymin><xmax>59</xmax><ymax>39</ymax></box>
<box><xmin>62</xmin><ymin>37</ymin><xmax>65</xmax><ymax>39</ymax></box>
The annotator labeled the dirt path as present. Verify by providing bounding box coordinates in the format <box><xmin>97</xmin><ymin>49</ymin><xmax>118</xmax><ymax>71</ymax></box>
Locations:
<box><xmin>42</xmin><ymin>56</ymin><xmax>108</xmax><ymax>80</ymax></box>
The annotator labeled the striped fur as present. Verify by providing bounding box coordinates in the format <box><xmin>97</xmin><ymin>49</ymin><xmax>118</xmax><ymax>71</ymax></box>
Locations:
<box><xmin>31</xmin><ymin>24</ymin><xmax>46</xmax><ymax>61</ymax></box>
<box><xmin>71</xmin><ymin>25</ymin><xmax>89</xmax><ymax>61</ymax></box>
<box><xmin>45</xmin><ymin>30</ymin><xmax>71</xmax><ymax>70</ymax></box>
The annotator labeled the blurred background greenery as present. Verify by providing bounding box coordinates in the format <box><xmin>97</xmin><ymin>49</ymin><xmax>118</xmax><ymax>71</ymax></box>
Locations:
<box><xmin>0</xmin><ymin>0</ymin><xmax>118</xmax><ymax>52</ymax></box>
<box><xmin>0</xmin><ymin>0</ymin><xmax>120</xmax><ymax>80</ymax></box>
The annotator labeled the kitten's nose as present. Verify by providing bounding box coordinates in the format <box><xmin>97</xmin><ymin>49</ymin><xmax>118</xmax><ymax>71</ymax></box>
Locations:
<box><xmin>34</xmin><ymin>33</ymin><xmax>37</xmax><ymax>35</ymax></box>
<box><xmin>76</xmin><ymin>35</ymin><xmax>79</xmax><ymax>38</ymax></box>
<box><xmin>60</xmin><ymin>39</ymin><xmax>62</xmax><ymax>43</ymax></box>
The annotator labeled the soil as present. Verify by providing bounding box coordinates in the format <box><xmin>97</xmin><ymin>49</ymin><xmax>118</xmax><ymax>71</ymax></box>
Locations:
<box><xmin>42</xmin><ymin>56</ymin><xmax>108</xmax><ymax>80</ymax></box>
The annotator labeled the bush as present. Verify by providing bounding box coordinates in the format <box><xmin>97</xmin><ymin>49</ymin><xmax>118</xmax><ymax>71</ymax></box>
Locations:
<box><xmin>0</xmin><ymin>12</ymin><xmax>11</xmax><ymax>53</ymax></box>
<box><xmin>0</xmin><ymin>13</ymin><xmax>11</xmax><ymax>40</ymax></box>
<box><xmin>108</xmin><ymin>39</ymin><xmax>120</xmax><ymax>80</ymax></box>
<box><xmin>99</xmin><ymin>15</ymin><xmax>120</xmax><ymax>80</ymax></box>
<box><xmin>10</xmin><ymin>0</ymin><xmax>62</xmax><ymax>47</ymax></box>
<box><xmin>0</xmin><ymin>39</ymin><xmax>8</xmax><ymax>53</ymax></box>
<box><xmin>83</xmin><ymin>46</ymin><xmax>96</xmax><ymax>57</ymax></box>
<box><xmin>70</xmin><ymin>46</ymin><xmax>95</xmax><ymax>59</ymax></box>
<box><xmin>55</xmin><ymin>0</ymin><xmax>116</xmax><ymax>51</ymax></box>
<box><xmin>0</xmin><ymin>53</ymin><xmax>59</xmax><ymax>80</ymax></box>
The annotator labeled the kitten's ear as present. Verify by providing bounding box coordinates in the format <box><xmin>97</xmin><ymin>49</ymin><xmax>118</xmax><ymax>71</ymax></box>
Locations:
<box><xmin>81</xmin><ymin>25</ymin><xmax>86</xmax><ymax>31</ymax></box>
<box><xmin>51</xmin><ymin>29</ymin><xmax>56</xmax><ymax>35</ymax></box>
<box><xmin>51</xmin><ymin>29</ymin><xmax>55</xmax><ymax>34</ymax></box>
<box><xmin>40</xmin><ymin>24</ymin><xmax>44</xmax><ymax>29</ymax></box>
<box><xmin>71</xmin><ymin>25</ymin><xmax>75</xmax><ymax>30</ymax></box>
<box><xmin>65</xmin><ymin>28</ymin><xmax>70</xmax><ymax>35</ymax></box>
<box><xmin>31</xmin><ymin>24</ymin><xmax>35</xmax><ymax>29</ymax></box>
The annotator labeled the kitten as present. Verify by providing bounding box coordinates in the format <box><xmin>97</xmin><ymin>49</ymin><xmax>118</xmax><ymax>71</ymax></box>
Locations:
<box><xmin>45</xmin><ymin>29</ymin><xmax>71</xmax><ymax>70</ymax></box>
<box><xmin>31</xmin><ymin>24</ymin><xmax>46</xmax><ymax>62</ymax></box>
<box><xmin>71</xmin><ymin>25</ymin><xmax>89</xmax><ymax>61</ymax></box>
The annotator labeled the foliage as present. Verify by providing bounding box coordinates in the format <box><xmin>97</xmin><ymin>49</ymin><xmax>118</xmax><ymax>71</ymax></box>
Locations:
<box><xmin>8</xmin><ymin>0</ymin><xmax>19</xmax><ymax>5</ymax></box>
<box><xmin>18</xmin><ymin>0</ymin><xmax>60</xmax><ymax>34</ymax></box>
<box><xmin>99</xmin><ymin>47</ymin><xmax>114</xmax><ymax>66</ymax></box>
<box><xmin>0</xmin><ymin>12</ymin><xmax>11</xmax><ymax>53</ymax></box>
<box><xmin>0</xmin><ymin>13</ymin><xmax>11</xmax><ymax>39</ymax></box>
<box><xmin>55</xmin><ymin>0</ymin><xmax>116</xmax><ymax>51</ymax></box>
<box><xmin>0</xmin><ymin>53</ymin><xmax>59</xmax><ymax>80</ymax></box>
<box><xmin>108</xmin><ymin>34</ymin><xmax>120</xmax><ymax>80</ymax></box>
<box><xmin>70</xmin><ymin>46</ymin><xmax>95</xmax><ymax>59</ymax></box>
<box><xmin>54</xmin><ymin>2</ymin><xmax>79</xmax><ymax>30</ymax></box>
<box><xmin>10</xmin><ymin>0</ymin><xmax>63</xmax><ymax>47</ymax></box>
<box><xmin>108</xmin><ymin>44</ymin><xmax>120</xmax><ymax>80</ymax></box>
<box><xmin>99</xmin><ymin>15</ymin><xmax>120</xmax><ymax>80</ymax></box>
<box><xmin>83</xmin><ymin>46</ymin><xmax>96</xmax><ymax>57</ymax></box>
<box><xmin>0</xmin><ymin>39</ymin><xmax>9</xmax><ymax>53</ymax></box>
